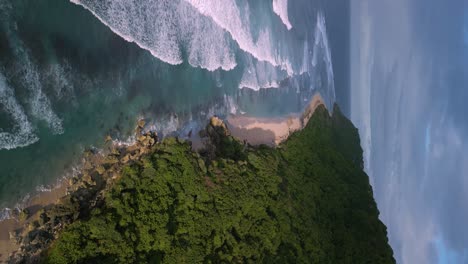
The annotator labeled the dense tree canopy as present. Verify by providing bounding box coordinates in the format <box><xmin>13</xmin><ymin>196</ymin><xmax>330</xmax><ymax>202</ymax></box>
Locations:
<box><xmin>44</xmin><ymin>106</ymin><xmax>395</xmax><ymax>264</ymax></box>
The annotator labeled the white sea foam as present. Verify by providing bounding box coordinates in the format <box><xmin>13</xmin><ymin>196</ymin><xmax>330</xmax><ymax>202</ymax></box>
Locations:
<box><xmin>0</xmin><ymin>208</ymin><xmax>12</xmax><ymax>221</ymax></box>
<box><xmin>70</xmin><ymin>0</ymin><xmax>183</xmax><ymax>66</ymax></box>
<box><xmin>71</xmin><ymin>0</ymin><xmax>299</xmax><ymax>75</ymax></box>
<box><xmin>1</xmin><ymin>7</ymin><xmax>63</xmax><ymax>140</ymax></box>
<box><xmin>146</xmin><ymin>114</ymin><xmax>181</xmax><ymax>138</ymax></box>
<box><xmin>223</xmin><ymin>94</ymin><xmax>238</xmax><ymax>115</ymax></box>
<box><xmin>0</xmin><ymin>73</ymin><xmax>39</xmax><ymax>150</ymax></box>
<box><xmin>7</xmin><ymin>32</ymin><xmax>64</xmax><ymax>135</ymax></box>
<box><xmin>20</xmin><ymin>58</ymin><xmax>64</xmax><ymax>134</ymax></box>
<box><xmin>239</xmin><ymin>75</ymin><xmax>288</xmax><ymax>90</ymax></box>
<box><xmin>239</xmin><ymin>54</ymin><xmax>287</xmax><ymax>91</ymax></box>
<box><xmin>35</xmin><ymin>185</ymin><xmax>53</xmax><ymax>193</ymax></box>
<box><xmin>112</xmin><ymin>135</ymin><xmax>137</xmax><ymax>147</ymax></box>
<box><xmin>70</xmin><ymin>0</ymin><xmax>236</xmax><ymax>71</ymax></box>
<box><xmin>184</xmin><ymin>0</ymin><xmax>294</xmax><ymax>74</ymax></box>
<box><xmin>272</xmin><ymin>0</ymin><xmax>292</xmax><ymax>30</ymax></box>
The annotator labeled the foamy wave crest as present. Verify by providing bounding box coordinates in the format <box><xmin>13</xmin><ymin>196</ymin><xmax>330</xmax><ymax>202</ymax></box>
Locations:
<box><xmin>35</xmin><ymin>185</ymin><xmax>53</xmax><ymax>193</ymax></box>
<box><xmin>72</xmin><ymin>0</ymin><xmax>299</xmax><ymax>76</ymax></box>
<box><xmin>0</xmin><ymin>73</ymin><xmax>39</xmax><ymax>150</ymax></box>
<box><xmin>147</xmin><ymin>114</ymin><xmax>181</xmax><ymax>138</ymax></box>
<box><xmin>112</xmin><ymin>135</ymin><xmax>137</xmax><ymax>147</ymax></box>
<box><xmin>1</xmin><ymin>6</ymin><xmax>64</xmax><ymax>136</ymax></box>
<box><xmin>311</xmin><ymin>12</ymin><xmax>336</xmax><ymax>106</ymax></box>
<box><xmin>0</xmin><ymin>5</ymin><xmax>62</xmax><ymax>149</ymax></box>
<box><xmin>184</xmin><ymin>0</ymin><xmax>294</xmax><ymax>75</ymax></box>
<box><xmin>0</xmin><ymin>208</ymin><xmax>12</xmax><ymax>221</ymax></box>
<box><xmin>239</xmin><ymin>55</ymin><xmax>286</xmax><ymax>91</ymax></box>
<box><xmin>223</xmin><ymin>94</ymin><xmax>238</xmax><ymax>115</ymax></box>
<box><xmin>1</xmin><ymin>193</ymin><xmax>32</xmax><ymax>221</ymax></box>
<box><xmin>70</xmin><ymin>0</ymin><xmax>182</xmax><ymax>66</ymax></box>
<box><xmin>10</xmin><ymin>35</ymin><xmax>64</xmax><ymax>135</ymax></box>
<box><xmin>272</xmin><ymin>0</ymin><xmax>292</xmax><ymax>30</ymax></box>
<box><xmin>70</xmin><ymin>0</ymin><xmax>236</xmax><ymax>71</ymax></box>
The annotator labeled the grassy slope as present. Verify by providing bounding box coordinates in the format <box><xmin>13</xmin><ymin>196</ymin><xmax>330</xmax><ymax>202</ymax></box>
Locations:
<box><xmin>44</xmin><ymin>105</ymin><xmax>394</xmax><ymax>264</ymax></box>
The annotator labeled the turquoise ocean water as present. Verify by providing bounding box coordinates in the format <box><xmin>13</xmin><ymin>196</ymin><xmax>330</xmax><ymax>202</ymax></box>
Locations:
<box><xmin>0</xmin><ymin>0</ymin><xmax>349</xmax><ymax>217</ymax></box>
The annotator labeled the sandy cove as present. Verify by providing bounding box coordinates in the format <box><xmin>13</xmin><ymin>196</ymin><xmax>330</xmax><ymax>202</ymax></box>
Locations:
<box><xmin>227</xmin><ymin>94</ymin><xmax>325</xmax><ymax>146</ymax></box>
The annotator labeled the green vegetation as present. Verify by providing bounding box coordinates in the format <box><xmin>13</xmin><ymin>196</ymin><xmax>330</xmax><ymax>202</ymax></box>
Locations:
<box><xmin>44</xmin><ymin>105</ymin><xmax>394</xmax><ymax>264</ymax></box>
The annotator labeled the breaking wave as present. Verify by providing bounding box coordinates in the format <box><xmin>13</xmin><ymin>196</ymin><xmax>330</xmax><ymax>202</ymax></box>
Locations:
<box><xmin>184</xmin><ymin>0</ymin><xmax>294</xmax><ymax>74</ymax></box>
<box><xmin>15</xmin><ymin>52</ymin><xmax>64</xmax><ymax>135</ymax></box>
<box><xmin>0</xmin><ymin>73</ymin><xmax>39</xmax><ymax>150</ymax></box>
<box><xmin>239</xmin><ymin>55</ymin><xmax>285</xmax><ymax>90</ymax></box>
<box><xmin>5</xmin><ymin>22</ymin><xmax>64</xmax><ymax>135</ymax></box>
<box><xmin>70</xmin><ymin>0</ymin><xmax>236</xmax><ymax>71</ymax></box>
<box><xmin>71</xmin><ymin>0</ymin><xmax>297</xmax><ymax>75</ymax></box>
<box><xmin>272</xmin><ymin>0</ymin><xmax>292</xmax><ymax>30</ymax></box>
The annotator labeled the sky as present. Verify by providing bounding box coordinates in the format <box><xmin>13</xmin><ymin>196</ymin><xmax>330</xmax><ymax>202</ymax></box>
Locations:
<box><xmin>350</xmin><ymin>0</ymin><xmax>468</xmax><ymax>263</ymax></box>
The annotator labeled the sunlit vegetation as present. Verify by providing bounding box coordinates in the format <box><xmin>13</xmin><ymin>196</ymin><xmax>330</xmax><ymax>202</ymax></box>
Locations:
<box><xmin>44</xmin><ymin>105</ymin><xmax>394</xmax><ymax>264</ymax></box>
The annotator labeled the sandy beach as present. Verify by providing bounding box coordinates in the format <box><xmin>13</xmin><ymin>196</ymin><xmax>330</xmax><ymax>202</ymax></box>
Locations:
<box><xmin>0</xmin><ymin>180</ymin><xmax>70</xmax><ymax>262</ymax></box>
<box><xmin>227</xmin><ymin>94</ymin><xmax>325</xmax><ymax>146</ymax></box>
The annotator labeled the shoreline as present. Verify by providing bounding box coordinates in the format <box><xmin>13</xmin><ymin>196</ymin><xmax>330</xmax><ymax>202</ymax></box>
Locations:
<box><xmin>0</xmin><ymin>163</ymin><xmax>81</xmax><ymax>262</ymax></box>
<box><xmin>0</xmin><ymin>179</ymin><xmax>70</xmax><ymax>261</ymax></box>
<box><xmin>227</xmin><ymin>94</ymin><xmax>325</xmax><ymax>145</ymax></box>
<box><xmin>0</xmin><ymin>93</ymin><xmax>326</xmax><ymax>262</ymax></box>
<box><xmin>0</xmin><ymin>124</ymin><xmax>150</xmax><ymax>262</ymax></box>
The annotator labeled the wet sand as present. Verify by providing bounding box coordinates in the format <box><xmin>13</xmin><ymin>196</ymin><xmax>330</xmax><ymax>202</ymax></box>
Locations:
<box><xmin>0</xmin><ymin>180</ymin><xmax>70</xmax><ymax>263</ymax></box>
<box><xmin>227</xmin><ymin>94</ymin><xmax>325</xmax><ymax>145</ymax></box>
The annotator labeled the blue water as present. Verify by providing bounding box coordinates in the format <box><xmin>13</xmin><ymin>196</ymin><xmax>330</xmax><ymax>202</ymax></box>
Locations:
<box><xmin>0</xmin><ymin>0</ymin><xmax>349</xmax><ymax>213</ymax></box>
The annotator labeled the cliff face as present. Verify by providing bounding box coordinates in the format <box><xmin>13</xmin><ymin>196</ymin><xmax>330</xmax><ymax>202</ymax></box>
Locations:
<box><xmin>17</xmin><ymin>106</ymin><xmax>394</xmax><ymax>263</ymax></box>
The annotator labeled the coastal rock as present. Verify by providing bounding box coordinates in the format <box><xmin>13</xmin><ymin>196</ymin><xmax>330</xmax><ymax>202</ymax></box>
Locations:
<box><xmin>137</xmin><ymin>131</ymin><xmax>158</xmax><ymax>147</ymax></box>
<box><xmin>200</xmin><ymin>117</ymin><xmax>247</xmax><ymax>162</ymax></box>
<box><xmin>135</xmin><ymin>119</ymin><xmax>146</xmax><ymax>135</ymax></box>
<box><xmin>126</xmin><ymin>144</ymin><xmax>141</xmax><ymax>154</ymax></box>
<box><xmin>130</xmin><ymin>153</ymin><xmax>140</xmax><ymax>161</ymax></box>
<box><xmin>68</xmin><ymin>177</ymin><xmax>78</xmax><ymax>186</ymax></box>
<box><xmin>137</xmin><ymin>135</ymin><xmax>147</xmax><ymax>142</ymax></box>
<box><xmin>102</xmin><ymin>156</ymin><xmax>119</xmax><ymax>166</ymax></box>
<box><xmin>121</xmin><ymin>154</ymin><xmax>131</xmax><ymax>164</ymax></box>
<box><xmin>96</xmin><ymin>166</ymin><xmax>106</xmax><ymax>175</ymax></box>
<box><xmin>210</xmin><ymin>116</ymin><xmax>230</xmax><ymax>136</ymax></box>
<box><xmin>82</xmin><ymin>172</ymin><xmax>93</xmax><ymax>185</ymax></box>
<box><xmin>141</xmin><ymin>138</ymin><xmax>151</xmax><ymax>147</ymax></box>
<box><xmin>137</xmin><ymin>119</ymin><xmax>146</xmax><ymax>128</ymax></box>
<box><xmin>18</xmin><ymin>209</ymin><xmax>30</xmax><ymax>222</ymax></box>
<box><xmin>84</xmin><ymin>161</ymin><xmax>94</xmax><ymax>170</ymax></box>
<box><xmin>111</xmin><ymin>147</ymin><xmax>121</xmax><ymax>156</ymax></box>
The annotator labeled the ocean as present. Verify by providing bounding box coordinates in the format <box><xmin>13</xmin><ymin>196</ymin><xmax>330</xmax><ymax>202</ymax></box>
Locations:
<box><xmin>0</xmin><ymin>0</ymin><xmax>349</xmax><ymax>217</ymax></box>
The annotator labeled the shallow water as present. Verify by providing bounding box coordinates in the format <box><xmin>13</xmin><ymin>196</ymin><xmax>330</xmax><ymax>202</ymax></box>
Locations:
<box><xmin>0</xmin><ymin>0</ymin><xmax>349</xmax><ymax>211</ymax></box>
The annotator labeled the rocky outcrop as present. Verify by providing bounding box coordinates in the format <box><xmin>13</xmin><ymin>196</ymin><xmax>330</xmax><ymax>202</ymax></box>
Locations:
<box><xmin>7</xmin><ymin>120</ymin><xmax>158</xmax><ymax>263</ymax></box>
<box><xmin>199</xmin><ymin>116</ymin><xmax>247</xmax><ymax>162</ymax></box>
